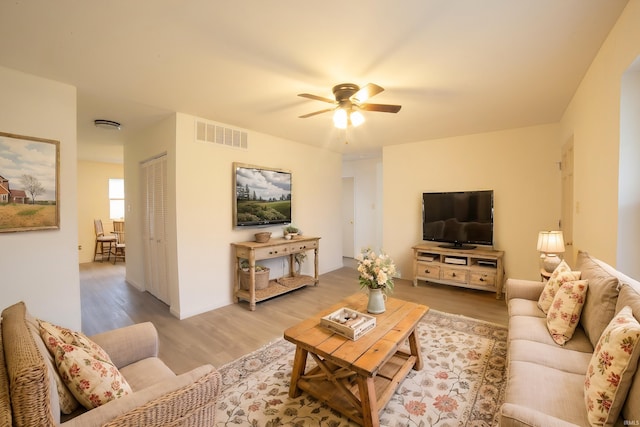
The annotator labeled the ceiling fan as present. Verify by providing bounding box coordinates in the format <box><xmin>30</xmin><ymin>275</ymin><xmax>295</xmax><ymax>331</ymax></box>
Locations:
<box><xmin>298</xmin><ymin>83</ymin><xmax>401</xmax><ymax>129</ymax></box>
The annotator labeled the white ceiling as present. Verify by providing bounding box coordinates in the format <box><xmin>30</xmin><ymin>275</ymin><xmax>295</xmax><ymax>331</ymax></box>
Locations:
<box><xmin>0</xmin><ymin>0</ymin><xmax>629</xmax><ymax>162</ymax></box>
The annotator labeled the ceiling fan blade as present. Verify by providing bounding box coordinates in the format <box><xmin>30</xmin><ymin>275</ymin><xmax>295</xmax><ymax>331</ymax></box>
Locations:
<box><xmin>299</xmin><ymin>108</ymin><xmax>334</xmax><ymax>118</ymax></box>
<box><xmin>298</xmin><ymin>93</ymin><xmax>336</xmax><ymax>104</ymax></box>
<box><xmin>352</xmin><ymin>83</ymin><xmax>384</xmax><ymax>103</ymax></box>
<box><xmin>359</xmin><ymin>103</ymin><xmax>402</xmax><ymax>113</ymax></box>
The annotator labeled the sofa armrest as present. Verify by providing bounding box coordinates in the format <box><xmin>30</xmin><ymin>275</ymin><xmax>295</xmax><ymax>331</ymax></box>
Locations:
<box><xmin>499</xmin><ymin>403</ymin><xmax>582</xmax><ymax>427</ymax></box>
<box><xmin>62</xmin><ymin>364</ymin><xmax>221</xmax><ymax>427</ymax></box>
<box><xmin>505</xmin><ymin>279</ymin><xmax>545</xmax><ymax>302</ymax></box>
<box><xmin>90</xmin><ymin>322</ymin><xmax>158</xmax><ymax>369</ymax></box>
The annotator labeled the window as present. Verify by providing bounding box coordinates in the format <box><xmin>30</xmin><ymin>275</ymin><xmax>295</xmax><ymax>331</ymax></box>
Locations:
<box><xmin>109</xmin><ymin>178</ymin><xmax>125</xmax><ymax>220</ymax></box>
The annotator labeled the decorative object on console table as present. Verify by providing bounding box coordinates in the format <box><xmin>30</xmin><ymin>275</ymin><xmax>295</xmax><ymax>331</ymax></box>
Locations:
<box><xmin>239</xmin><ymin>259</ymin><xmax>270</xmax><ymax>290</ymax></box>
<box><xmin>231</xmin><ymin>236</ymin><xmax>320</xmax><ymax>311</ymax></box>
<box><xmin>537</xmin><ymin>230</ymin><xmax>565</xmax><ymax>273</ymax></box>
<box><xmin>283</xmin><ymin>224</ymin><xmax>300</xmax><ymax>240</ymax></box>
<box><xmin>254</xmin><ymin>231</ymin><xmax>271</xmax><ymax>243</ymax></box>
<box><xmin>356</xmin><ymin>247</ymin><xmax>396</xmax><ymax>314</ymax></box>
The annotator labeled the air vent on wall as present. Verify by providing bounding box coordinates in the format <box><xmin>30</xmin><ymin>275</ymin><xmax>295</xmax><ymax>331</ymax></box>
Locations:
<box><xmin>195</xmin><ymin>119</ymin><xmax>248</xmax><ymax>150</ymax></box>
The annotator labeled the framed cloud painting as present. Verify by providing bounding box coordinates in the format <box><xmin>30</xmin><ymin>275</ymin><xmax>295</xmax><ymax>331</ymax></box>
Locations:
<box><xmin>0</xmin><ymin>132</ymin><xmax>60</xmax><ymax>232</ymax></box>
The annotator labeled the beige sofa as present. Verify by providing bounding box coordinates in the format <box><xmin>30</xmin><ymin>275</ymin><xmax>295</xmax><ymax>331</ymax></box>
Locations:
<box><xmin>0</xmin><ymin>301</ymin><xmax>221</xmax><ymax>426</ymax></box>
<box><xmin>499</xmin><ymin>251</ymin><xmax>640</xmax><ymax>427</ymax></box>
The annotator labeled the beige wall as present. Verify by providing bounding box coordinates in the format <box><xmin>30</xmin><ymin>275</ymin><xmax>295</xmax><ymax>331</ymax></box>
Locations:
<box><xmin>77</xmin><ymin>161</ymin><xmax>124</xmax><ymax>263</ymax></box>
<box><xmin>560</xmin><ymin>0</ymin><xmax>640</xmax><ymax>268</ymax></box>
<box><xmin>383</xmin><ymin>124</ymin><xmax>562</xmax><ymax>282</ymax></box>
<box><xmin>124</xmin><ymin>113</ymin><xmax>344</xmax><ymax>319</ymax></box>
<box><xmin>0</xmin><ymin>66</ymin><xmax>80</xmax><ymax>329</ymax></box>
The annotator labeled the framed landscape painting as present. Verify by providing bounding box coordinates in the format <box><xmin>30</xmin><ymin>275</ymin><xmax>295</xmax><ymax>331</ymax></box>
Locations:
<box><xmin>0</xmin><ymin>132</ymin><xmax>60</xmax><ymax>232</ymax></box>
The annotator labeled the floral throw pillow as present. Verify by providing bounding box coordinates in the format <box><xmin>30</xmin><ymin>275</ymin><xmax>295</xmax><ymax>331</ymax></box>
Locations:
<box><xmin>39</xmin><ymin>320</ymin><xmax>132</xmax><ymax>409</ymax></box>
<box><xmin>546</xmin><ymin>279</ymin><xmax>589</xmax><ymax>345</ymax></box>
<box><xmin>54</xmin><ymin>342</ymin><xmax>132</xmax><ymax>409</ymax></box>
<box><xmin>538</xmin><ymin>260</ymin><xmax>581</xmax><ymax>314</ymax></box>
<box><xmin>585</xmin><ymin>306</ymin><xmax>640</xmax><ymax>427</ymax></box>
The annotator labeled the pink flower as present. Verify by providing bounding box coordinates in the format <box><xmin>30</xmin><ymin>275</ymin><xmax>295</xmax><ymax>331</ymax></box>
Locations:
<box><xmin>467</xmin><ymin>350</ymin><xmax>481</xmax><ymax>360</ymax></box>
<box><xmin>433</xmin><ymin>395</ymin><xmax>459</xmax><ymax>413</ymax></box>
<box><xmin>404</xmin><ymin>400</ymin><xmax>426</xmax><ymax>416</ymax></box>
<box><xmin>435</xmin><ymin>371</ymin><xmax>448</xmax><ymax>379</ymax></box>
<box><xmin>607</xmin><ymin>372</ymin><xmax>620</xmax><ymax>388</ymax></box>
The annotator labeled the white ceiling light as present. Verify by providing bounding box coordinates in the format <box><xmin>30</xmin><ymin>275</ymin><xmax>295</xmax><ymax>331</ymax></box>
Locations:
<box><xmin>94</xmin><ymin>119</ymin><xmax>121</xmax><ymax>130</ymax></box>
<box><xmin>333</xmin><ymin>109</ymin><xmax>348</xmax><ymax>129</ymax></box>
<box><xmin>332</xmin><ymin>108</ymin><xmax>365</xmax><ymax>129</ymax></box>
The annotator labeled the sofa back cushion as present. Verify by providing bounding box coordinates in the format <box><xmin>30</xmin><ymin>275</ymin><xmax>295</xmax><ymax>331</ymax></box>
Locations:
<box><xmin>616</xmin><ymin>284</ymin><xmax>640</xmax><ymax>423</ymax></box>
<box><xmin>1</xmin><ymin>302</ymin><xmax>56</xmax><ymax>427</ymax></box>
<box><xmin>575</xmin><ymin>251</ymin><xmax>620</xmax><ymax>347</ymax></box>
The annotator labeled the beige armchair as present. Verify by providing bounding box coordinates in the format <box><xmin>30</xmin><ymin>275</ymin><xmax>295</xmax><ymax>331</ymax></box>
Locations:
<box><xmin>0</xmin><ymin>302</ymin><xmax>221</xmax><ymax>427</ymax></box>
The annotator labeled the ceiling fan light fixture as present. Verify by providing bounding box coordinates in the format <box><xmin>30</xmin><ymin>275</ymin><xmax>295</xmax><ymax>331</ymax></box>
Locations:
<box><xmin>333</xmin><ymin>108</ymin><xmax>348</xmax><ymax>129</ymax></box>
<box><xmin>350</xmin><ymin>110</ymin><xmax>365</xmax><ymax>127</ymax></box>
<box><xmin>94</xmin><ymin>119</ymin><xmax>121</xmax><ymax>130</ymax></box>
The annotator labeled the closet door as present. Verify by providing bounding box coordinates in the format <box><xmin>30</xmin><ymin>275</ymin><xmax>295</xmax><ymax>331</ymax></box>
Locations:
<box><xmin>141</xmin><ymin>155</ymin><xmax>170</xmax><ymax>304</ymax></box>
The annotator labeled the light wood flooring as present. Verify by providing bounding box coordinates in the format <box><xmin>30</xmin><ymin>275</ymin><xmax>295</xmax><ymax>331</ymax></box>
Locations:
<box><xmin>80</xmin><ymin>259</ymin><xmax>508</xmax><ymax>375</ymax></box>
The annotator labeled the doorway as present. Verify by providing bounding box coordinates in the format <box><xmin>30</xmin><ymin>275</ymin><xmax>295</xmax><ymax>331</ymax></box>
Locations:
<box><xmin>342</xmin><ymin>177</ymin><xmax>355</xmax><ymax>259</ymax></box>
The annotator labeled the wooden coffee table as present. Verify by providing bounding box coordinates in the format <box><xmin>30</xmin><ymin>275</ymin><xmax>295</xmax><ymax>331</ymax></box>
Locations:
<box><xmin>283</xmin><ymin>293</ymin><xmax>428</xmax><ymax>427</ymax></box>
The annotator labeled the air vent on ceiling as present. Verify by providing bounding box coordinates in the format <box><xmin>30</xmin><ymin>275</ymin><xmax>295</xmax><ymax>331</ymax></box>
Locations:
<box><xmin>195</xmin><ymin>119</ymin><xmax>248</xmax><ymax>150</ymax></box>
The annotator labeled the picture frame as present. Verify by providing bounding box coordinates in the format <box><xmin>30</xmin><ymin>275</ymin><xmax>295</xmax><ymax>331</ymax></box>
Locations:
<box><xmin>0</xmin><ymin>132</ymin><xmax>60</xmax><ymax>232</ymax></box>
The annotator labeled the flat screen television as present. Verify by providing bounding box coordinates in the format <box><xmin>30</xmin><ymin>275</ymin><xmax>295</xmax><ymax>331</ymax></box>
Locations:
<box><xmin>422</xmin><ymin>190</ymin><xmax>493</xmax><ymax>249</ymax></box>
<box><xmin>233</xmin><ymin>162</ymin><xmax>292</xmax><ymax>228</ymax></box>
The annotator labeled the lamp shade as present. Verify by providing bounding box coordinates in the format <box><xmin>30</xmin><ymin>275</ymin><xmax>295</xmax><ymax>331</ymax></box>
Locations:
<box><xmin>538</xmin><ymin>231</ymin><xmax>565</xmax><ymax>254</ymax></box>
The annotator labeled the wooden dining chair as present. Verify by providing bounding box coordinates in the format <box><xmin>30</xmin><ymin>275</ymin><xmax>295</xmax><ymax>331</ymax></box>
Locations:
<box><xmin>93</xmin><ymin>219</ymin><xmax>116</xmax><ymax>262</ymax></box>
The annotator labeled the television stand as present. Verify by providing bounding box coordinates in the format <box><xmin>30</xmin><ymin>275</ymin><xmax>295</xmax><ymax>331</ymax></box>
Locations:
<box><xmin>412</xmin><ymin>244</ymin><xmax>505</xmax><ymax>298</ymax></box>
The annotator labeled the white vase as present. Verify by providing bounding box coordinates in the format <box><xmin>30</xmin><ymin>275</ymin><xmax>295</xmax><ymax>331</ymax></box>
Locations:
<box><xmin>367</xmin><ymin>288</ymin><xmax>387</xmax><ymax>314</ymax></box>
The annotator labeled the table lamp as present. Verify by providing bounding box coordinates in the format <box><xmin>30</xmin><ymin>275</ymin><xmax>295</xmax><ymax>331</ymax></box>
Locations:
<box><xmin>537</xmin><ymin>231</ymin><xmax>565</xmax><ymax>273</ymax></box>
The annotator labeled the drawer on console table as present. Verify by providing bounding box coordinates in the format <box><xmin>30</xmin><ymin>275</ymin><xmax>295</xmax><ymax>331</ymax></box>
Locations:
<box><xmin>441</xmin><ymin>267</ymin><xmax>468</xmax><ymax>284</ymax></box>
<box><xmin>415</xmin><ymin>261</ymin><xmax>440</xmax><ymax>280</ymax></box>
<box><xmin>252</xmin><ymin>245</ymin><xmax>290</xmax><ymax>259</ymax></box>
<box><xmin>288</xmin><ymin>239</ymin><xmax>318</xmax><ymax>253</ymax></box>
<box><xmin>470</xmin><ymin>271</ymin><xmax>496</xmax><ymax>288</ymax></box>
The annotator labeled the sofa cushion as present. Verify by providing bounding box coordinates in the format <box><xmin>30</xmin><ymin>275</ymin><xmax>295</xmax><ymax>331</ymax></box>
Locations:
<box><xmin>39</xmin><ymin>320</ymin><xmax>132</xmax><ymax>410</ymax></box>
<box><xmin>508</xmin><ymin>315</ymin><xmax>594</xmax><ymax>353</ymax></box>
<box><xmin>54</xmin><ymin>342</ymin><xmax>132</xmax><ymax>409</ymax></box>
<box><xmin>504</xmin><ymin>360</ymin><xmax>590</xmax><ymax>426</ymax></box>
<box><xmin>584</xmin><ymin>306</ymin><xmax>640</xmax><ymax>427</ymax></box>
<box><xmin>508</xmin><ymin>298</ymin><xmax>546</xmax><ymax>318</ymax></box>
<box><xmin>615</xmin><ymin>285</ymin><xmax>640</xmax><ymax>423</ymax></box>
<box><xmin>508</xmin><ymin>339</ymin><xmax>592</xmax><ymax>375</ymax></box>
<box><xmin>537</xmin><ymin>261</ymin><xmax>579</xmax><ymax>313</ymax></box>
<box><xmin>22</xmin><ymin>315</ymin><xmax>79</xmax><ymax>415</ymax></box>
<box><xmin>546</xmin><ymin>280</ymin><xmax>589</xmax><ymax>345</ymax></box>
<box><xmin>575</xmin><ymin>251</ymin><xmax>620</xmax><ymax>347</ymax></box>
<box><xmin>119</xmin><ymin>357</ymin><xmax>176</xmax><ymax>391</ymax></box>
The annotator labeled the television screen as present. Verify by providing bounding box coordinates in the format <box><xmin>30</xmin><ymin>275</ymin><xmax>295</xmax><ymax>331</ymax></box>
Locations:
<box><xmin>422</xmin><ymin>190</ymin><xmax>493</xmax><ymax>248</ymax></box>
<box><xmin>233</xmin><ymin>163</ymin><xmax>292</xmax><ymax>228</ymax></box>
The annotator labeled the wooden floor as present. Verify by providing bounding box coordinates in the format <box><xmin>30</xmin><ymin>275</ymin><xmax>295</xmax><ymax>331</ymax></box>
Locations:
<box><xmin>80</xmin><ymin>259</ymin><xmax>508</xmax><ymax>374</ymax></box>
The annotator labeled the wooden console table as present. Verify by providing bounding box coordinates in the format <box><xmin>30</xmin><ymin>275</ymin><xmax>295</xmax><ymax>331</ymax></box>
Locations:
<box><xmin>232</xmin><ymin>236</ymin><xmax>320</xmax><ymax>311</ymax></box>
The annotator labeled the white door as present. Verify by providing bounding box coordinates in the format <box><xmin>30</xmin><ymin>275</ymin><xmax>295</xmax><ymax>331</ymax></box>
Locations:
<box><xmin>141</xmin><ymin>155</ymin><xmax>170</xmax><ymax>304</ymax></box>
<box><xmin>561</xmin><ymin>137</ymin><xmax>574</xmax><ymax>265</ymax></box>
<box><xmin>342</xmin><ymin>177</ymin><xmax>355</xmax><ymax>258</ymax></box>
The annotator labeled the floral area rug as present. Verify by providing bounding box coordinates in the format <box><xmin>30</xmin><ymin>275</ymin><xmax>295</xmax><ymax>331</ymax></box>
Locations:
<box><xmin>215</xmin><ymin>310</ymin><xmax>507</xmax><ymax>427</ymax></box>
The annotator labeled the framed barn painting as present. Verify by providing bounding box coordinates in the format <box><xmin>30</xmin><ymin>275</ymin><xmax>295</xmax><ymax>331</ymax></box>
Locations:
<box><xmin>0</xmin><ymin>132</ymin><xmax>60</xmax><ymax>232</ymax></box>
